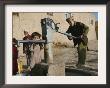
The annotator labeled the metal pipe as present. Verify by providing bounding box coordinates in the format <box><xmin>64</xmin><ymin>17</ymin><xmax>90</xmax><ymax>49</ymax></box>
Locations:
<box><xmin>17</xmin><ymin>40</ymin><xmax>46</xmax><ymax>46</ymax></box>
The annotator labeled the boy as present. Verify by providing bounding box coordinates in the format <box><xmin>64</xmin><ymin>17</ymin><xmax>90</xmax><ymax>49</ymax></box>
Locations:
<box><xmin>30</xmin><ymin>32</ymin><xmax>43</xmax><ymax>70</ymax></box>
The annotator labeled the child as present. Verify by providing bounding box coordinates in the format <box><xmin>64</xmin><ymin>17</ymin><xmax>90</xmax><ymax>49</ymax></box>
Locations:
<box><xmin>12</xmin><ymin>38</ymin><xmax>18</xmax><ymax>75</ymax></box>
<box><xmin>30</xmin><ymin>32</ymin><xmax>43</xmax><ymax>70</ymax></box>
<box><xmin>23</xmin><ymin>31</ymin><xmax>32</xmax><ymax>67</ymax></box>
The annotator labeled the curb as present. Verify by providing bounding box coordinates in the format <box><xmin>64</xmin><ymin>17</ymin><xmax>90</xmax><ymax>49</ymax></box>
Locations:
<box><xmin>65</xmin><ymin>67</ymin><xmax>98</xmax><ymax>76</ymax></box>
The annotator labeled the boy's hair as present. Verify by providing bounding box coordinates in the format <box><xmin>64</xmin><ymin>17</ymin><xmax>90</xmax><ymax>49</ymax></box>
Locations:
<box><xmin>24</xmin><ymin>31</ymin><xmax>28</xmax><ymax>34</ymax></box>
<box><xmin>13</xmin><ymin>38</ymin><xmax>18</xmax><ymax>45</ymax></box>
<box><xmin>31</xmin><ymin>32</ymin><xmax>41</xmax><ymax>39</ymax></box>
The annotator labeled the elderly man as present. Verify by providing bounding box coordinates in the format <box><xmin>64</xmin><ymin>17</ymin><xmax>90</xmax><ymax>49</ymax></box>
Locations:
<box><xmin>66</xmin><ymin>16</ymin><xmax>89</xmax><ymax>68</ymax></box>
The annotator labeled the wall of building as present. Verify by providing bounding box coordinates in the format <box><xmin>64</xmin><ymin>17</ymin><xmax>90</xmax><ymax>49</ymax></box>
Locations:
<box><xmin>13</xmin><ymin>12</ymin><xmax>97</xmax><ymax>55</ymax></box>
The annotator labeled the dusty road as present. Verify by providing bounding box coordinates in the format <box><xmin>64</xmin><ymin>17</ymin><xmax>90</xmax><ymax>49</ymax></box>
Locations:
<box><xmin>17</xmin><ymin>40</ymin><xmax>98</xmax><ymax>76</ymax></box>
<box><xmin>53</xmin><ymin>40</ymin><xmax>98</xmax><ymax>75</ymax></box>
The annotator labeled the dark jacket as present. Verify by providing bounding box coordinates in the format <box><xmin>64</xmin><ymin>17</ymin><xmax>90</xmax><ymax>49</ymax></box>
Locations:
<box><xmin>66</xmin><ymin>22</ymin><xmax>89</xmax><ymax>47</ymax></box>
